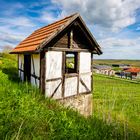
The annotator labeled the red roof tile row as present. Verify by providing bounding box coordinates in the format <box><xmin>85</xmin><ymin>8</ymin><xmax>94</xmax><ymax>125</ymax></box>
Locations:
<box><xmin>11</xmin><ymin>14</ymin><xmax>77</xmax><ymax>53</ymax></box>
<box><xmin>125</xmin><ymin>67</ymin><xmax>140</xmax><ymax>73</ymax></box>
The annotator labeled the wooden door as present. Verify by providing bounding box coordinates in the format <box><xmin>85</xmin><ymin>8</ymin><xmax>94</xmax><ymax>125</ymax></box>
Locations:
<box><xmin>24</xmin><ymin>54</ymin><xmax>31</xmax><ymax>82</ymax></box>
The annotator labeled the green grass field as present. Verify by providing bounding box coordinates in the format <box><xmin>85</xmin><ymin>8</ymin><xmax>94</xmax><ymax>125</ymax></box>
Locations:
<box><xmin>93</xmin><ymin>74</ymin><xmax>140</xmax><ymax>137</ymax></box>
<box><xmin>0</xmin><ymin>53</ymin><xmax>140</xmax><ymax>139</ymax></box>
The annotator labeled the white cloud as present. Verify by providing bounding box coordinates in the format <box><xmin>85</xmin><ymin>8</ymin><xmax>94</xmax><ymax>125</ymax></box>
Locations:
<box><xmin>51</xmin><ymin>0</ymin><xmax>140</xmax><ymax>59</ymax></box>
<box><xmin>136</xmin><ymin>26</ymin><xmax>140</xmax><ymax>31</ymax></box>
<box><xmin>39</xmin><ymin>12</ymin><xmax>61</xmax><ymax>23</ymax></box>
<box><xmin>95</xmin><ymin>37</ymin><xmax>140</xmax><ymax>59</ymax></box>
<box><xmin>0</xmin><ymin>0</ymin><xmax>140</xmax><ymax>60</ymax></box>
<box><xmin>1</xmin><ymin>2</ymin><xmax>24</xmax><ymax>16</ymax></box>
<box><xmin>0</xmin><ymin>16</ymin><xmax>37</xmax><ymax>51</ymax></box>
<box><xmin>99</xmin><ymin>37</ymin><xmax>139</xmax><ymax>48</ymax></box>
<box><xmin>0</xmin><ymin>2</ymin><xmax>38</xmax><ymax>51</ymax></box>
<box><xmin>52</xmin><ymin>0</ymin><xmax>140</xmax><ymax>31</ymax></box>
<box><xmin>0</xmin><ymin>17</ymin><xmax>35</xmax><ymax>27</ymax></box>
<box><xmin>0</xmin><ymin>32</ymin><xmax>24</xmax><ymax>44</ymax></box>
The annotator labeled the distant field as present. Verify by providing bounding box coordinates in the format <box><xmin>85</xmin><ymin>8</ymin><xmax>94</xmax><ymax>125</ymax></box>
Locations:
<box><xmin>93</xmin><ymin>59</ymin><xmax>140</xmax><ymax>67</ymax></box>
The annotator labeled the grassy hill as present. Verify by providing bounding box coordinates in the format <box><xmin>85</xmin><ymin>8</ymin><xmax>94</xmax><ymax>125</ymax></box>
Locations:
<box><xmin>0</xmin><ymin>53</ymin><xmax>140</xmax><ymax>139</ymax></box>
<box><xmin>93</xmin><ymin>59</ymin><xmax>140</xmax><ymax>67</ymax></box>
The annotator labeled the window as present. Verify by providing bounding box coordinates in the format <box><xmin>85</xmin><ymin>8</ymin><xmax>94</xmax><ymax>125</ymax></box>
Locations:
<box><xmin>65</xmin><ymin>52</ymin><xmax>78</xmax><ymax>73</ymax></box>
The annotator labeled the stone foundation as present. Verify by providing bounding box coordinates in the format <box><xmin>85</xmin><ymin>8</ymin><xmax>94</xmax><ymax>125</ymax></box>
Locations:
<box><xmin>58</xmin><ymin>93</ymin><xmax>93</xmax><ymax>117</ymax></box>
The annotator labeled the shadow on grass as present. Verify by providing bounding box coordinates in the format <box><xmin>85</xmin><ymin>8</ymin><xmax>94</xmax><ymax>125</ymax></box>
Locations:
<box><xmin>2</xmin><ymin>67</ymin><xmax>20</xmax><ymax>83</ymax></box>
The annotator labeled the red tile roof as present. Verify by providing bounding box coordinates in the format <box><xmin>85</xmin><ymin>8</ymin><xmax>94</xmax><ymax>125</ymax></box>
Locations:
<box><xmin>11</xmin><ymin>13</ymin><xmax>78</xmax><ymax>53</ymax></box>
<box><xmin>125</xmin><ymin>67</ymin><xmax>140</xmax><ymax>73</ymax></box>
<box><xmin>10</xmin><ymin>13</ymin><xmax>102</xmax><ymax>54</ymax></box>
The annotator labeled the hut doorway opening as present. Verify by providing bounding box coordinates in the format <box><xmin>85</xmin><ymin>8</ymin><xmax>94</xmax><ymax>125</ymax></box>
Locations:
<box><xmin>24</xmin><ymin>54</ymin><xmax>31</xmax><ymax>82</ymax></box>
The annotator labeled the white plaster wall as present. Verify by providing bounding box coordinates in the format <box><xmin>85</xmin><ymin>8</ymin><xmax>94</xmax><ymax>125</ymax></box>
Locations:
<box><xmin>18</xmin><ymin>54</ymin><xmax>24</xmax><ymax>81</ymax></box>
<box><xmin>18</xmin><ymin>54</ymin><xmax>24</xmax><ymax>70</ymax></box>
<box><xmin>79</xmin><ymin>73</ymin><xmax>91</xmax><ymax>93</ymax></box>
<box><xmin>31</xmin><ymin>54</ymin><xmax>40</xmax><ymax>77</ymax></box>
<box><xmin>46</xmin><ymin>79</ymin><xmax>62</xmax><ymax>99</ymax></box>
<box><xmin>46</xmin><ymin>51</ymin><xmax>62</xmax><ymax>79</ymax></box>
<box><xmin>31</xmin><ymin>54</ymin><xmax>40</xmax><ymax>87</ymax></box>
<box><xmin>79</xmin><ymin>52</ymin><xmax>91</xmax><ymax>73</ymax></box>
<box><xmin>18</xmin><ymin>70</ymin><xmax>24</xmax><ymax>81</ymax></box>
<box><xmin>31</xmin><ymin>77</ymin><xmax>40</xmax><ymax>87</ymax></box>
<box><xmin>79</xmin><ymin>52</ymin><xmax>91</xmax><ymax>93</ymax></box>
<box><xmin>137</xmin><ymin>72</ymin><xmax>140</xmax><ymax>78</ymax></box>
<box><xmin>64</xmin><ymin>77</ymin><xmax>77</xmax><ymax>97</ymax></box>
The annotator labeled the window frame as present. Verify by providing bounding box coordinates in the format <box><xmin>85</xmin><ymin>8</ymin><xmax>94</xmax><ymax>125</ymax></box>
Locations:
<box><xmin>65</xmin><ymin>51</ymin><xmax>78</xmax><ymax>74</ymax></box>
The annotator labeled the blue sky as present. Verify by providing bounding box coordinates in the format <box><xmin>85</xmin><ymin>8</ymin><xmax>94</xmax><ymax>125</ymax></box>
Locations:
<box><xmin>0</xmin><ymin>0</ymin><xmax>140</xmax><ymax>60</ymax></box>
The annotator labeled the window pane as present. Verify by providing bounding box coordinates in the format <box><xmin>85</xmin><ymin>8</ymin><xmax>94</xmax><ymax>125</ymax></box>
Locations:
<box><xmin>65</xmin><ymin>52</ymin><xmax>77</xmax><ymax>73</ymax></box>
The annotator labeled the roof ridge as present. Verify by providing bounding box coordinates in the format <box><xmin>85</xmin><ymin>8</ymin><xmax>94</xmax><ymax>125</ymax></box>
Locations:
<box><xmin>17</xmin><ymin>13</ymin><xmax>79</xmax><ymax>47</ymax></box>
<box><xmin>35</xmin><ymin>13</ymin><xmax>79</xmax><ymax>32</ymax></box>
<box><xmin>36</xmin><ymin>13</ymin><xmax>79</xmax><ymax>51</ymax></box>
<box><xmin>10</xmin><ymin>12</ymin><xmax>102</xmax><ymax>54</ymax></box>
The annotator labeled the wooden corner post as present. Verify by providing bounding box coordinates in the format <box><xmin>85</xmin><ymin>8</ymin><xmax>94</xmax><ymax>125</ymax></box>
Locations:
<box><xmin>91</xmin><ymin>53</ymin><xmax>93</xmax><ymax>94</ymax></box>
<box><xmin>62</xmin><ymin>51</ymin><xmax>65</xmax><ymax>98</ymax></box>
<box><xmin>40</xmin><ymin>51</ymin><xmax>46</xmax><ymax>94</ymax></box>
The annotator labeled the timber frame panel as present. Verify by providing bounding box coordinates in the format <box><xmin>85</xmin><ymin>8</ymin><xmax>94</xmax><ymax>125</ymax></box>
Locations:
<box><xmin>11</xmin><ymin>13</ymin><xmax>102</xmax><ymax>100</ymax></box>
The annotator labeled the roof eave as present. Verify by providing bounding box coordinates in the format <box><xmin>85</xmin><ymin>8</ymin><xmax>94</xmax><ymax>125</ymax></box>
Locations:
<box><xmin>35</xmin><ymin>13</ymin><xmax>80</xmax><ymax>53</ymax></box>
<box><xmin>9</xmin><ymin>50</ymin><xmax>38</xmax><ymax>54</ymax></box>
<box><xmin>35</xmin><ymin>13</ymin><xmax>103</xmax><ymax>54</ymax></box>
<box><xmin>10</xmin><ymin>13</ymin><xmax>102</xmax><ymax>55</ymax></box>
<box><xmin>77</xmin><ymin>15</ymin><xmax>102</xmax><ymax>55</ymax></box>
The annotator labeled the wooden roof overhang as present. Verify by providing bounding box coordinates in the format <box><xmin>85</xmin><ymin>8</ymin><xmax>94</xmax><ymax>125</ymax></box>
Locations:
<box><xmin>10</xmin><ymin>13</ymin><xmax>102</xmax><ymax>55</ymax></box>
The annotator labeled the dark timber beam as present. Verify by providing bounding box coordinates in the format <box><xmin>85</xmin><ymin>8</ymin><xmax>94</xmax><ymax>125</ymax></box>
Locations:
<box><xmin>77</xmin><ymin>52</ymin><xmax>80</xmax><ymax>95</ymax></box>
<box><xmin>62</xmin><ymin>52</ymin><xmax>65</xmax><ymax>98</ymax></box>
<box><xmin>70</xmin><ymin>30</ymin><xmax>73</xmax><ymax>48</ymax></box>
<box><xmin>40</xmin><ymin>51</ymin><xmax>46</xmax><ymax>94</ymax></box>
<box><xmin>91</xmin><ymin>53</ymin><xmax>93</xmax><ymax>93</ymax></box>
<box><xmin>47</xmin><ymin>47</ymin><xmax>90</xmax><ymax>52</ymax></box>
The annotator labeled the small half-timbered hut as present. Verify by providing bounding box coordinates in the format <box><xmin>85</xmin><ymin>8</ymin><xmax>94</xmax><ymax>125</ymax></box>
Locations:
<box><xmin>11</xmin><ymin>13</ymin><xmax>102</xmax><ymax>115</ymax></box>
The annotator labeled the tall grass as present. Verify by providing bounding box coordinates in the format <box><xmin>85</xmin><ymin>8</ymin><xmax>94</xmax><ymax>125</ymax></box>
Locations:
<box><xmin>93</xmin><ymin>74</ymin><xmax>140</xmax><ymax>139</ymax></box>
<box><xmin>0</xmin><ymin>71</ymin><xmax>124</xmax><ymax>140</ymax></box>
<box><xmin>0</xmin><ymin>53</ymin><xmax>140</xmax><ymax>139</ymax></box>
